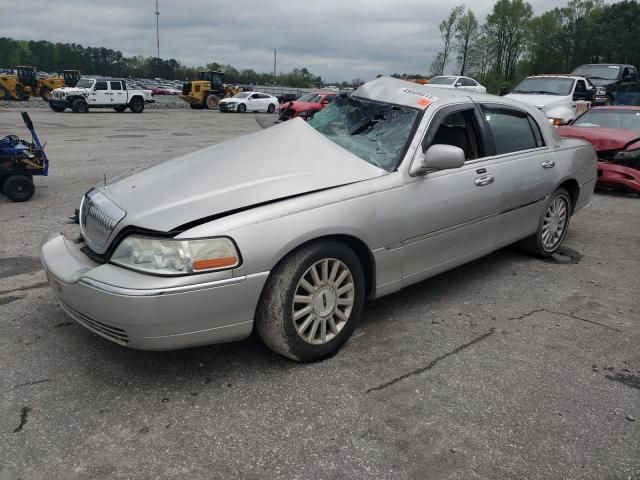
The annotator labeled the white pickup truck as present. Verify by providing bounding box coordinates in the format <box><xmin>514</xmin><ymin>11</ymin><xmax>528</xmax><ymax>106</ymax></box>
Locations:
<box><xmin>505</xmin><ymin>75</ymin><xmax>606</xmax><ymax>125</ymax></box>
<box><xmin>49</xmin><ymin>78</ymin><xmax>154</xmax><ymax>113</ymax></box>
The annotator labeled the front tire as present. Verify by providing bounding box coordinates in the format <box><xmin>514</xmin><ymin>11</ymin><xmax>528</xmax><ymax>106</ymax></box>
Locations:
<box><xmin>49</xmin><ymin>103</ymin><xmax>65</xmax><ymax>112</ymax></box>
<box><xmin>520</xmin><ymin>188</ymin><xmax>572</xmax><ymax>257</ymax></box>
<box><xmin>205</xmin><ymin>94</ymin><xmax>219</xmax><ymax>110</ymax></box>
<box><xmin>129</xmin><ymin>97</ymin><xmax>144</xmax><ymax>113</ymax></box>
<box><xmin>114</xmin><ymin>105</ymin><xmax>127</xmax><ymax>112</ymax></box>
<box><xmin>71</xmin><ymin>98</ymin><xmax>88</xmax><ymax>113</ymax></box>
<box><xmin>237</xmin><ymin>103</ymin><xmax>246</xmax><ymax>113</ymax></box>
<box><xmin>256</xmin><ymin>241</ymin><xmax>365</xmax><ymax>362</ymax></box>
<box><xmin>3</xmin><ymin>175</ymin><xmax>35</xmax><ymax>202</ymax></box>
<box><xmin>40</xmin><ymin>87</ymin><xmax>52</xmax><ymax>102</ymax></box>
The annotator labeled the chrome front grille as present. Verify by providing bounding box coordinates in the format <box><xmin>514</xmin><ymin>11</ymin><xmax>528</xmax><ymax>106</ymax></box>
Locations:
<box><xmin>80</xmin><ymin>189</ymin><xmax>126</xmax><ymax>252</ymax></box>
<box><xmin>60</xmin><ymin>302</ymin><xmax>129</xmax><ymax>345</ymax></box>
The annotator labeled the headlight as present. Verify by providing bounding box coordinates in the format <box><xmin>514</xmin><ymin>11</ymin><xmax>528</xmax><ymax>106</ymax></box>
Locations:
<box><xmin>111</xmin><ymin>235</ymin><xmax>240</xmax><ymax>276</ymax></box>
<box><xmin>548</xmin><ymin>117</ymin><xmax>563</xmax><ymax>126</ymax></box>
<box><xmin>613</xmin><ymin>149</ymin><xmax>640</xmax><ymax>161</ymax></box>
<box><xmin>596</xmin><ymin>87</ymin><xmax>607</xmax><ymax>96</ymax></box>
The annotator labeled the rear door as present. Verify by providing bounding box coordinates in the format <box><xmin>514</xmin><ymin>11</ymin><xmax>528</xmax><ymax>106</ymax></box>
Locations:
<box><xmin>476</xmin><ymin>103</ymin><xmax>556</xmax><ymax>246</ymax></box>
<box><xmin>110</xmin><ymin>81</ymin><xmax>126</xmax><ymax>105</ymax></box>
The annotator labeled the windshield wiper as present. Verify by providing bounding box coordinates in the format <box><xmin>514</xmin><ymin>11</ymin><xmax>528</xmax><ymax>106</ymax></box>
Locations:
<box><xmin>520</xmin><ymin>90</ymin><xmax>563</xmax><ymax>95</ymax></box>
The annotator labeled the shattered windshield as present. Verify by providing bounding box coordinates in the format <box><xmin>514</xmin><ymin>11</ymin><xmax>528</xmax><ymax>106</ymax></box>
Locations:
<box><xmin>308</xmin><ymin>94</ymin><xmax>421</xmax><ymax>171</ymax></box>
<box><xmin>76</xmin><ymin>79</ymin><xmax>94</xmax><ymax>88</ymax></box>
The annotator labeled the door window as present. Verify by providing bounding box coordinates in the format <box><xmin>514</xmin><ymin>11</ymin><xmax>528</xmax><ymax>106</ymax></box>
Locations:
<box><xmin>482</xmin><ymin>107</ymin><xmax>545</xmax><ymax>154</ymax></box>
<box><xmin>629</xmin><ymin>67</ymin><xmax>638</xmax><ymax>82</ymax></box>
<box><xmin>575</xmin><ymin>80</ymin><xmax>586</xmax><ymax>93</ymax></box>
<box><xmin>460</xmin><ymin>78</ymin><xmax>477</xmax><ymax>87</ymax></box>
<box><xmin>110</xmin><ymin>81</ymin><xmax>122</xmax><ymax>90</ymax></box>
<box><xmin>95</xmin><ymin>81</ymin><xmax>108</xmax><ymax>91</ymax></box>
<box><xmin>427</xmin><ymin>108</ymin><xmax>484</xmax><ymax>161</ymax></box>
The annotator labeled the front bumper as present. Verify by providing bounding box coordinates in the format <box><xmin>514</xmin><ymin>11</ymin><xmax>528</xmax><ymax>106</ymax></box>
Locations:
<box><xmin>41</xmin><ymin>233</ymin><xmax>269</xmax><ymax>351</ymax></box>
<box><xmin>597</xmin><ymin>161</ymin><xmax>640</xmax><ymax>194</ymax></box>
<box><xmin>218</xmin><ymin>103</ymin><xmax>237</xmax><ymax>112</ymax></box>
<box><xmin>49</xmin><ymin>98</ymin><xmax>71</xmax><ymax>108</ymax></box>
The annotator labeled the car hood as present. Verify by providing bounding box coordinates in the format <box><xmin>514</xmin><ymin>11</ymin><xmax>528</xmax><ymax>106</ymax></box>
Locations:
<box><xmin>504</xmin><ymin>93</ymin><xmax>568</xmax><ymax>109</ymax></box>
<box><xmin>557</xmin><ymin>126</ymin><xmax>640</xmax><ymax>151</ymax></box>
<box><xmin>101</xmin><ymin>119</ymin><xmax>386</xmax><ymax>232</ymax></box>
<box><xmin>55</xmin><ymin>87</ymin><xmax>88</xmax><ymax>94</ymax></box>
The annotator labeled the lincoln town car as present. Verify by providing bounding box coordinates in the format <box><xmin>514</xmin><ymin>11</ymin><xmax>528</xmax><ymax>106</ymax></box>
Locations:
<box><xmin>41</xmin><ymin>77</ymin><xmax>597</xmax><ymax>361</ymax></box>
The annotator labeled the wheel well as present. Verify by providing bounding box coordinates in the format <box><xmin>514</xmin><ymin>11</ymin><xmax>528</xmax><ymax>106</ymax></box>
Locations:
<box><xmin>558</xmin><ymin>179</ymin><xmax>579</xmax><ymax>213</ymax></box>
<box><xmin>130</xmin><ymin>95</ymin><xmax>143</xmax><ymax>102</ymax></box>
<box><xmin>278</xmin><ymin>235</ymin><xmax>376</xmax><ymax>297</ymax></box>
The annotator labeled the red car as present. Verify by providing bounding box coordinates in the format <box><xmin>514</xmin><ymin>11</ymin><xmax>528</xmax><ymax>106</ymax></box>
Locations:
<box><xmin>558</xmin><ymin>106</ymin><xmax>640</xmax><ymax>194</ymax></box>
<box><xmin>278</xmin><ymin>92</ymin><xmax>337</xmax><ymax>121</ymax></box>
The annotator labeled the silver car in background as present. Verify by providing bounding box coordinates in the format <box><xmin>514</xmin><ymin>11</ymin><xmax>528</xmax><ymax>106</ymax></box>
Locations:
<box><xmin>41</xmin><ymin>76</ymin><xmax>597</xmax><ymax>361</ymax></box>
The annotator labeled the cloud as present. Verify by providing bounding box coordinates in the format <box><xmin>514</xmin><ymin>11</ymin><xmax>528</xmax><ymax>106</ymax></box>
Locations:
<box><xmin>0</xmin><ymin>0</ymin><xmax>598</xmax><ymax>81</ymax></box>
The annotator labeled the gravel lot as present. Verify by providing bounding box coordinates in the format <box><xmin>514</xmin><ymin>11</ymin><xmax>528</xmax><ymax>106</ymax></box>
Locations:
<box><xmin>0</xmin><ymin>106</ymin><xmax>638</xmax><ymax>480</ymax></box>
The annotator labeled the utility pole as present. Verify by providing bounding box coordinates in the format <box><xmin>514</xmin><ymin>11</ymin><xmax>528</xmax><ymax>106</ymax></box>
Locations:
<box><xmin>273</xmin><ymin>49</ymin><xmax>277</xmax><ymax>80</ymax></box>
<box><xmin>155</xmin><ymin>0</ymin><xmax>160</xmax><ymax>59</ymax></box>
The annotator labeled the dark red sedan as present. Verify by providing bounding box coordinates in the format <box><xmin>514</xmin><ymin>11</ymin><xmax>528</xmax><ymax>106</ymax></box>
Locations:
<box><xmin>558</xmin><ymin>106</ymin><xmax>640</xmax><ymax>194</ymax></box>
<box><xmin>278</xmin><ymin>92</ymin><xmax>337</xmax><ymax>121</ymax></box>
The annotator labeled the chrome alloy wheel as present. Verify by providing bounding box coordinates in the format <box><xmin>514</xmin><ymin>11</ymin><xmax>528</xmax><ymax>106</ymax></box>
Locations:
<box><xmin>541</xmin><ymin>196</ymin><xmax>568</xmax><ymax>251</ymax></box>
<box><xmin>292</xmin><ymin>258</ymin><xmax>355</xmax><ymax>345</ymax></box>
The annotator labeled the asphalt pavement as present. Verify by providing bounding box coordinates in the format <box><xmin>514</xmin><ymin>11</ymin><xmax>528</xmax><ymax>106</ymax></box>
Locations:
<box><xmin>0</xmin><ymin>106</ymin><xmax>638</xmax><ymax>480</ymax></box>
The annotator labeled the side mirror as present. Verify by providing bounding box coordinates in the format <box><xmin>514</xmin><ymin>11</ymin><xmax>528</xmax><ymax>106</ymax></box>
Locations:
<box><xmin>410</xmin><ymin>144</ymin><xmax>465</xmax><ymax>175</ymax></box>
<box><xmin>498</xmin><ymin>87</ymin><xmax>510</xmax><ymax>96</ymax></box>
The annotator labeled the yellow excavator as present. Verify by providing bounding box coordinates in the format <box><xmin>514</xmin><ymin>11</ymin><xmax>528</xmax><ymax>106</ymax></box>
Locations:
<box><xmin>179</xmin><ymin>71</ymin><xmax>242</xmax><ymax>110</ymax></box>
<box><xmin>0</xmin><ymin>66</ymin><xmax>78</xmax><ymax>101</ymax></box>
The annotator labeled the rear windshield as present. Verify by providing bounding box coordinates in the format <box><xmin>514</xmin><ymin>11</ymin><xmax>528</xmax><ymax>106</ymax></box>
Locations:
<box><xmin>308</xmin><ymin>94</ymin><xmax>420</xmax><ymax>171</ymax></box>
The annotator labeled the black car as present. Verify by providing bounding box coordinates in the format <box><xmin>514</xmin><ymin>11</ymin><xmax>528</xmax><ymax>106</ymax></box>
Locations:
<box><xmin>571</xmin><ymin>64</ymin><xmax>640</xmax><ymax>106</ymax></box>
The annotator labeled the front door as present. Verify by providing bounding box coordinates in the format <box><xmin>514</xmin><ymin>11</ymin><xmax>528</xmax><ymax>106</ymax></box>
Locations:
<box><xmin>401</xmin><ymin>104</ymin><xmax>502</xmax><ymax>285</ymax></box>
<box><xmin>92</xmin><ymin>80</ymin><xmax>110</xmax><ymax>105</ymax></box>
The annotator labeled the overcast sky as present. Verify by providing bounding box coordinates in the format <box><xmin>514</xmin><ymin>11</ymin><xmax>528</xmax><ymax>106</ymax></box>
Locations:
<box><xmin>0</xmin><ymin>0</ymin><xmax>611</xmax><ymax>81</ymax></box>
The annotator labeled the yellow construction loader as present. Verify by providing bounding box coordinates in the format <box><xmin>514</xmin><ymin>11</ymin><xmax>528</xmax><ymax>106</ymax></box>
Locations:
<box><xmin>0</xmin><ymin>66</ymin><xmax>68</xmax><ymax>101</ymax></box>
<box><xmin>179</xmin><ymin>71</ymin><xmax>242</xmax><ymax>110</ymax></box>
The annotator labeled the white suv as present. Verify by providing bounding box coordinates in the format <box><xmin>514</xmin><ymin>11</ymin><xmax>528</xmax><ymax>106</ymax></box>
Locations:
<box><xmin>49</xmin><ymin>78</ymin><xmax>154</xmax><ymax>113</ymax></box>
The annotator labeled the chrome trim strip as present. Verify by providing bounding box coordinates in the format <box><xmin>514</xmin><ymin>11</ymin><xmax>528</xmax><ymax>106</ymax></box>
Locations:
<box><xmin>78</xmin><ymin>274</ymin><xmax>265</xmax><ymax>297</ymax></box>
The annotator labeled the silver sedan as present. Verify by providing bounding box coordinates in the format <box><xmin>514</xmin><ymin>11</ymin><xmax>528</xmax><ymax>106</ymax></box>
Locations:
<box><xmin>41</xmin><ymin>76</ymin><xmax>597</xmax><ymax>361</ymax></box>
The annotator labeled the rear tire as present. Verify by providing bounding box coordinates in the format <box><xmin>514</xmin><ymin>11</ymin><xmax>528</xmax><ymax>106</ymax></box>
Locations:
<box><xmin>129</xmin><ymin>97</ymin><xmax>144</xmax><ymax>113</ymax></box>
<box><xmin>49</xmin><ymin>103</ymin><xmax>65</xmax><ymax>112</ymax></box>
<box><xmin>113</xmin><ymin>105</ymin><xmax>127</xmax><ymax>112</ymax></box>
<box><xmin>520</xmin><ymin>188</ymin><xmax>572</xmax><ymax>258</ymax></box>
<box><xmin>71</xmin><ymin>98</ymin><xmax>88</xmax><ymax>113</ymax></box>
<box><xmin>205</xmin><ymin>94</ymin><xmax>219</xmax><ymax>110</ymax></box>
<box><xmin>255</xmin><ymin>241</ymin><xmax>365</xmax><ymax>362</ymax></box>
<box><xmin>3</xmin><ymin>175</ymin><xmax>35</xmax><ymax>202</ymax></box>
<box><xmin>267</xmin><ymin>103</ymin><xmax>276</xmax><ymax>113</ymax></box>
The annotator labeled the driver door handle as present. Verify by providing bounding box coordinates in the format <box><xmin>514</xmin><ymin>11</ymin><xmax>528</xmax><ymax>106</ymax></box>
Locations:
<box><xmin>475</xmin><ymin>174</ymin><xmax>495</xmax><ymax>186</ymax></box>
<box><xmin>541</xmin><ymin>159</ymin><xmax>555</xmax><ymax>169</ymax></box>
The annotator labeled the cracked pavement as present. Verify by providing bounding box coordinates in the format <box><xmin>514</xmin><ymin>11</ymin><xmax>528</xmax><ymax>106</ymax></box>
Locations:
<box><xmin>1</xmin><ymin>108</ymin><xmax>638</xmax><ymax>479</ymax></box>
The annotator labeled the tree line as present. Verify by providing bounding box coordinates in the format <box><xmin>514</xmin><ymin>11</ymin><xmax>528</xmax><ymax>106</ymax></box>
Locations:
<box><xmin>0</xmin><ymin>38</ymin><xmax>340</xmax><ymax>88</ymax></box>
<box><xmin>430</xmin><ymin>0</ymin><xmax>640</xmax><ymax>92</ymax></box>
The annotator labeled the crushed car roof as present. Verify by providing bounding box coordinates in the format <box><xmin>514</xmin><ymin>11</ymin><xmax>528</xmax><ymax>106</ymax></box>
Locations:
<box><xmin>353</xmin><ymin>76</ymin><xmax>482</xmax><ymax>110</ymax></box>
